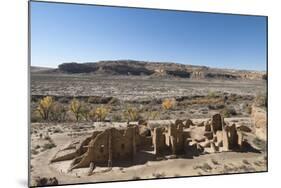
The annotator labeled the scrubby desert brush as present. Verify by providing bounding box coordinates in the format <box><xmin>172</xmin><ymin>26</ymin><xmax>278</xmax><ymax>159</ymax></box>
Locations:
<box><xmin>49</xmin><ymin>102</ymin><xmax>67</xmax><ymax>122</ymax></box>
<box><xmin>220</xmin><ymin>106</ymin><xmax>237</xmax><ymax>118</ymax></box>
<box><xmin>112</xmin><ymin>114</ymin><xmax>122</xmax><ymax>122</ymax></box>
<box><xmin>70</xmin><ymin>98</ymin><xmax>83</xmax><ymax>121</ymax></box>
<box><xmin>255</xmin><ymin>93</ymin><xmax>267</xmax><ymax>108</ymax></box>
<box><xmin>31</xmin><ymin>110</ymin><xmax>42</xmax><ymax>122</ymax></box>
<box><xmin>145</xmin><ymin>110</ymin><xmax>159</xmax><ymax>120</ymax></box>
<box><xmin>80</xmin><ymin>102</ymin><xmax>91</xmax><ymax>121</ymax></box>
<box><xmin>88</xmin><ymin>108</ymin><xmax>97</xmax><ymax>122</ymax></box>
<box><xmin>207</xmin><ymin>90</ymin><xmax>217</xmax><ymax>98</ymax></box>
<box><xmin>42</xmin><ymin>142</ymin><xmax>56</xmax><ymax>151</ymax></box>
<box><xmin>123</xmin><ymin>107</ymin><xmax>141</xmax><ymax>121</ymax></box>
<box><xmin>95</xmin><ymin>106</ymin><xmax>110</xmax><ymax>121</ymax></box>
<box><xmin>37</xmin><ymin>96</ymin><xmax>54</xmax><ymax>121</ymax></box>
<box><xmin>87</xmin><ymin>96</ymin><xmax>97</xmax><ymax>104</ymax></box>
<box><xmin>162</xmin><ymin>98</ymin><xmax>175</xmax><ymax>110</ymax></box>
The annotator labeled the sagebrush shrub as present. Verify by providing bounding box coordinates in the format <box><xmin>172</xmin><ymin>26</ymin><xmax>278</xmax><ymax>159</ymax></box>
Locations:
<box><xmin>123</xmin><ymin>107</ymin><xmax>141</xmax><ymax>121</ymax></box>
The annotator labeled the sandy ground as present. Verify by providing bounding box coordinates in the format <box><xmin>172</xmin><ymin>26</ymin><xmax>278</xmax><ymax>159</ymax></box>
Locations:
<box><xmin>30</xmin><ymin>118</ymin><xmax>267</xmax><ymax>186</ymax></box>
<box><xmin>31</xmin><ymin>74</ymin><xmax>266</xmax><ymax>101</ymax></box>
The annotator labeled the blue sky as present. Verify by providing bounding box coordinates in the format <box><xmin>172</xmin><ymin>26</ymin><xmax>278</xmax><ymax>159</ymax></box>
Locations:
<box><xmin>30</xmin><ymin>1</ymin><xmax>267</xmax><ymax>71</ymax></box>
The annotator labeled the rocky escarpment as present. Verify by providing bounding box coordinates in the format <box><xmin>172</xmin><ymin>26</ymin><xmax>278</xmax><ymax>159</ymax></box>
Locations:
<box><xmin>55</xmin><ymin>60</ymin><xmax>266</xmax><ymax>80</ymax></box>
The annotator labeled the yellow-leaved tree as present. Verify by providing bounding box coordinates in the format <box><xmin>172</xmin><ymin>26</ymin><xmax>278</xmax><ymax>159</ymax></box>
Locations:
<box><xmin>70</xmin><ymin>98</ymin><xmax>83</xmax><ymax>122</ymax></box>
<box><xmin>162</xmin><ymin>98</ymin><xmax>175</xmax><ymax>110</ymax></box>
<box><xmin>95</xmin><ymin>106</ymin><xmax>110</xmax><ymax>122</ymax></box>
<box><xmin>37</xmin><ymin>96</ymin><xmax>54</xmax><ymax>121</ymax></box>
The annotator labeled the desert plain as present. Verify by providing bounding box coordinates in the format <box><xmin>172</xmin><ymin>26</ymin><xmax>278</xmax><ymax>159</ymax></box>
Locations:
<box><xmin>29</xmin><ymin>61</ymin><xmax>267</xmax><ymax>186</ymax></box>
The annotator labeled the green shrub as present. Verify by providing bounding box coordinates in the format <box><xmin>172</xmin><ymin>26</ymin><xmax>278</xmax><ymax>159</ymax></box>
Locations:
<box><xmin>207</xmin><ymin>91</ymin><xmax>217</xmax><ymax>98</ymax></box>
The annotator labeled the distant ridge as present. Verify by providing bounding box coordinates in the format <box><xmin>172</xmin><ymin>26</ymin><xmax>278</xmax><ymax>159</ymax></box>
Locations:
<box><xmin>32</xmin><ymin>60</ymin><xmax>267</xmax><ymax>81</ymax></box>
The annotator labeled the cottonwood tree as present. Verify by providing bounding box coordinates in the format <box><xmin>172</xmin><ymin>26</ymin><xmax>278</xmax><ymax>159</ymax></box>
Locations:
<box><xmin>37</xmin><ymin>96</ymin><xmax>54</xmax><ymax>121</ymax></box>
<box><xmin>70</xmin><ymin>98</ymin><xmax>83</xmax><ymax>122</ymax></box>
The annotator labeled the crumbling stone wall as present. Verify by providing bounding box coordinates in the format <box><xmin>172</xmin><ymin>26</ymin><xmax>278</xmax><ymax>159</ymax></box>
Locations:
<box><xmin>70</xmin><ymin>127</ymin><xmax>137</xmax><ymax>169</ymax></box>
<box><xmin>50</xmin><ymin>113</ymin><xmax>253</xmax><ymax>171</ymax></box>
<box><xmin>152</xmin><ymin>120</ymin><xmax>190</xmax><ymax>155</ymax></box>
<box><xmin>153</xmin><ymin>127</ymin><xmax>167</xmax><ymax>156</ymax></box>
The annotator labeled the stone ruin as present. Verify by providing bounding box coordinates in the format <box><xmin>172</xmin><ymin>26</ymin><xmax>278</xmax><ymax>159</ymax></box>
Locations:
<box><xmin>50</xmin><ymin>113</ymin><xmax>251</xmax><ymax>172</ymax></box>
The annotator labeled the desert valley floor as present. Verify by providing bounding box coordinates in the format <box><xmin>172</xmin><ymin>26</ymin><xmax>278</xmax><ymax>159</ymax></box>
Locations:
<box><xmin>30</xmin><ymin>71</ymin><xmax>267</xmax><ymax>186</ymax></box>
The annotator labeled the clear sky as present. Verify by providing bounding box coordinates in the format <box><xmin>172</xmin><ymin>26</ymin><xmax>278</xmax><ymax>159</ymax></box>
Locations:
<box><xmin>30</xmin><ymin>1</ymin><xmax>267</xmax><ymax>71</ymax></box>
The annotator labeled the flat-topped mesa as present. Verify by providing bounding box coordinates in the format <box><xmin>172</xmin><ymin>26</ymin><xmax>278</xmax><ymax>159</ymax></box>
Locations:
<box><xmin>55</xmin><ymin>61</ymin><xmax>266</xmax><ymax>81</ymax></box>
<box><xmin>50</xmin><ymin>114</ymin><xmax>254</xmax><ymax>172</ymax></box>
